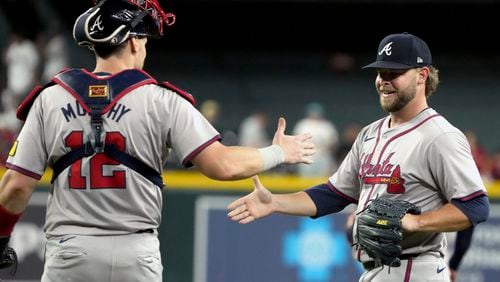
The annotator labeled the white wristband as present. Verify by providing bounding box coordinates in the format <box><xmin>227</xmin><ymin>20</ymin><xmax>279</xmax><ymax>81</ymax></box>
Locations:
<box><xmin>258</xmin><ymin>145</ymin><xmax>286</xmax><ymax>171</ymax></box>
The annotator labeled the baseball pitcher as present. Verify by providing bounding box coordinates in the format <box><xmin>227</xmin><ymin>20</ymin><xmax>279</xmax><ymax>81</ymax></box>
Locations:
<box><xmin>227</xmin><ymin>33</ymin><xmax>489</xmax><ymax>282</ymax></box>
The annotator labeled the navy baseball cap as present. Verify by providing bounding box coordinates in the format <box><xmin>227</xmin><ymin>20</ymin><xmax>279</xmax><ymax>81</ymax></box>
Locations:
<box><xmin>362</xmin><ymin>32</ymin><xmax>432</xmax><ymax>69</ymax></box>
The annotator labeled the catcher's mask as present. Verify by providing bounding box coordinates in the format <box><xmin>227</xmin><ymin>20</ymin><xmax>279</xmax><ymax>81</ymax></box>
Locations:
<box><xmin>73</xmin><ymin>0</ymin><xmax>175</xmax><ymax>49</ymax></box>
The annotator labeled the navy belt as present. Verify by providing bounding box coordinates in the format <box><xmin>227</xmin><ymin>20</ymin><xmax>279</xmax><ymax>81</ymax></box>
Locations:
<box><xmin>136</xmin><ymin>229</ymin><xmax>154</xmax><ymax>234</ymax></box>
<box><xmin>362</xmin><ymin>253</ymin><xmax>420</xmax><ymax>271</ymax></box>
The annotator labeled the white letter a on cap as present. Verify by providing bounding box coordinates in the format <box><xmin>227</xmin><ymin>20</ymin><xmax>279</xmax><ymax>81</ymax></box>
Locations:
<box><xmin>378</xmin><ymin>42</ymin><xmax>393</xmax><ymax>56</ymax></box>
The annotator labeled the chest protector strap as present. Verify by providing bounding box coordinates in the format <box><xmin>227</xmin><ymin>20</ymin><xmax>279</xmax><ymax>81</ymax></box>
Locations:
<box><xmin>47</xmin><ymin>68</ymin><xmax>163</xmax><ymax>188</ymax></box>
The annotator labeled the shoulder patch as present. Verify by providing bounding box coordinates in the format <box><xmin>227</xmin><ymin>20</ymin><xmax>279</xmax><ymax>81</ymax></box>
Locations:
<box><xmin>159</xmin><ymin>81</ymin><xmax>196</xmax><ymax>106</ymax></box>
<box><xmin>9</xmin><ymin>140</ymin><xmax>18</xmax><ymax>157</ymax></box>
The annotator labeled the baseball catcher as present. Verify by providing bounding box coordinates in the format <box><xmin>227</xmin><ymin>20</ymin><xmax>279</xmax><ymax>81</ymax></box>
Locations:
<box><xmin>356</xmin><ymin>198</ymin><xmax>421</xmax><ymax>267</ymax></box>
<box><xmin>0</xmin><ymin>236</ymin><xmax>17</xmax><ymax>275</ymax></box>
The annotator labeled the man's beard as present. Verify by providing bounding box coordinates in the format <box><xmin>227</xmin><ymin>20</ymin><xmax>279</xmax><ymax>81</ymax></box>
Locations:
<box><xmin>380</xmin><ymin>85</ymin><xmax>416</xmax><ymax>113</ymax></box>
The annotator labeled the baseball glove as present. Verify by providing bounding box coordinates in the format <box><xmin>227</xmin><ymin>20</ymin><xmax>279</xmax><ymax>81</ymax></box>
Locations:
<box><xmin>0</xmin><ymin>237</ymin><xmax>18</xmax><ymax>275</ymax></box>
<box><xmin>356</xmin><ymin>198</ymin><xmax>421</xmax><ymax>267</ymax></box>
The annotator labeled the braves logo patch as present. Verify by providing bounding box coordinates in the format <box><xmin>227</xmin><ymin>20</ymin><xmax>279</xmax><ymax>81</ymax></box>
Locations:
<box><xmin>360</xmin><ymin>152</ymin><xmax>406</xmax><ymax>194</ymax></box>
<box><xmin>89</xmin><ymin>85</ymin><xmax>108</xmax><ymax>98</ymax></box>
<box><xmin>8</xmin><ymin>141</ymin><xmax>18</xmax><ymax>157</ymax></box>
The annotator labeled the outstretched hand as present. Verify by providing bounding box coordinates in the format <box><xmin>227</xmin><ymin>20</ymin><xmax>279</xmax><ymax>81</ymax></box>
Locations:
<box><xmin>273</xmin><ymin>117</ymin><xmax>315</xmax><ymax>164</ymax></box>
<box><xmin>227</xmin><ymin>176</ymin><xmax>274</xmax><ymax>224</ymax></box>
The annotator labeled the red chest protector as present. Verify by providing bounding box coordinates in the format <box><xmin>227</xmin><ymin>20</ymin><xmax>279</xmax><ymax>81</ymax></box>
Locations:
<box><xmin>18</xmin><ymin>68</ymin><xmax>196</xmax><ymax>189</ymax></box>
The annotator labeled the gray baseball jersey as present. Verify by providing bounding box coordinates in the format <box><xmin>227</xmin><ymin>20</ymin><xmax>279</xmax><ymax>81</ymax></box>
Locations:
<box><xmin>328</xmin><ymin>108</ymin><xmax>486</xmax><ymax>261</ymax></box>
<box><xmin>7</xmin><ymin>75</ymin><xmax>219</xmax><ymax>237</ymax></box>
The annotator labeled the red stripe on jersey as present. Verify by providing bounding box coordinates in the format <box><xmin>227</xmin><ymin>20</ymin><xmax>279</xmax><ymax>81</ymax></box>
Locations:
<box><xmin>326</xmin><ymin>181</ymin><xmax>358</xmax><ymax>204</ymax></box>
<box><xmin>160</xmin><ymin>81</ymin><xmax>196</xmax><ymax>106</ymax></box>
<box><xmin>363</xmin><ymin>177</ymin><xmax>393</xmax><ymax>184</ymax></box>
<box><xmin>404</xmin><ymin>257</ymin><xmax>413</xmax><ymax>282</ymax></box>
<box><xmin>375</xmin><ymin>114</ymin><xmax>441</xmax><ymax>165</ymax></box>
<box><xmin>360</xmin><ymin>120</ymin><xmax>385</xmax><ymax>208</ymax></box>
<box><xmin>81</xmin><ymin>67</ymin><xmax>159</xmax><ymax>115</ymax></box>
<box><xmin>16</xmin><ymin>85</ymin><xmax>45</xmax><ymax>121</ymax></box>
<box><xmin>455</xmin><ymin>190</ymin><xmax>487</xmax><ymax>201</ymax></box>
<box><xmin>102</xmin><ymin>79</ymin><xmax>157</xmax><ymax>113</ymax></box>
<box><xmin>182</xmin><ymin>135</ymin><xmax>222</xmax><ymax>167</ymax></box>
<box><xmin>52</xmin><ymin>77</ymin><xmax>92</xmax><ymax>113</ymax></box>
<box><xmin>5</xmin><ymin>163</ymin><xmax>43</xmax><ymax>180</ymax></box>
<box><xmin>368</xmin><ymin>119</ymin><xmax>385</xmax><ymax>165</ymax></box>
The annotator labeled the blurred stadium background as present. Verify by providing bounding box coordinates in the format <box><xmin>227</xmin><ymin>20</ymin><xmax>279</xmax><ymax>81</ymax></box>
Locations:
<box><xmin>1</xmin><ymin>0</ymin><xmax>499</xmax><ymax>281</ymax></box>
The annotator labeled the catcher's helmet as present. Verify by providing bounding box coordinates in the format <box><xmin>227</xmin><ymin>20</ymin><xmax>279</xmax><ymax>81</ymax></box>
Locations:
<box><xmin>73</xmin><ymin>0</ymin><xmax>175</xmax><ymax>48</ymax></box>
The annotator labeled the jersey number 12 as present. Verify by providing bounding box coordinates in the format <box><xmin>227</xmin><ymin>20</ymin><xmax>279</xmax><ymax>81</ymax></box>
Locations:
<box><xmin>64</xmin><ymin>131</ymin><xmax>126</xmax><ymax>189</ymax></box>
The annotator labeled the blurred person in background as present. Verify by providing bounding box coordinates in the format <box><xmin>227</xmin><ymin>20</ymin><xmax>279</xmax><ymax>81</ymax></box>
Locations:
<box><xmin>239</xmin><ymin>111</ymin><xmax>271</xmax><ymax>148</ymax></box>
<box><xmin>0</xmin><ymin>30</ymin><xmax>41</xmax><ymax>166</ymax></box>
<box><xmin>1</xmin><ymin>31</ymin><xmax>40</xmax><ymax>129</ymax></box>
<box><xmin>200</xmin><ymin>99</ymin><xmax>238</xmax><ymax>146</ymax></box>
<box><xmin>200</xmin><ymin>99</ymin><xmax>220</xmax><ymax>126</ymax></box>
<box><xmin>336</xmin><ymin>122</ymin><xmax>362</xmax><ymax>164</ymax></box>
<box><xmin>293</xmin><ymin>102</ymin><xmax>339</xmax><ymax>177</ymax></box>
<box><xmin>490</xmin><ymin>149</ymin><xmax>500</xmax><ymax>180</ymax></box>
<box><xmin>40</xmin><ymin>21</ymin><xmax>69</xmax><ymax>84</ymax></box>
<box><xmin>464</xmin><ymin>130</ymin><xmax>491</xmax><ymax>181</ymax></box>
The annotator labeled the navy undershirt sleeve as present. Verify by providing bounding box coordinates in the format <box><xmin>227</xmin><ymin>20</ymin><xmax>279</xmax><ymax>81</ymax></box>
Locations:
<box><xmin>451</xmin><ymin>194</ymin><xmax>489</xmax><ymax>226</ymax></box>
<box><xmin>449</xmin><ymin>226</ymin><xmax>474</xmax><ymax>270</ymax></box>
<box><xmin>305</xmin><ymin>183</ymin><xmax>357</xmax><ymax>218</ymax></box>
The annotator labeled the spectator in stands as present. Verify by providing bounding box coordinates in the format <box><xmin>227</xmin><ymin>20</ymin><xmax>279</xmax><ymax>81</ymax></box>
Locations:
<box><xmin>3</xmin><ymin>31</ymin><xmax>41</xmax><ymax>111</ymax></box>
<box><xmin>239</xmin><ymin>111</ymin><xmax>270</xmax><ymax>148</ymax></box>
<box><xmin>40</xmin><ymin>21</ymin><xmax>69</xmax><ymax>83</ymax></box>
<box><xmin>0</xmin><ymin>31</ymin><xmax>41</xmax><ymax>165</ymax></box>
<box><xmin>336</xmin><ymin>122</ymin><xmax>362</xmax><ymax>164</ymax></box>
<box><xmin>465</xmin><ymin>130</ymin><xmax>491</xmax><ymax>180</ymax></box>
<box><xmin>293</xmin><ymin>102</ymin><xmax>339</xmax><ymax>177</ymax></box>
<box><xmin>201</xmin><ymin>99</ymin><xmax>238</xmax><ymax>146</ymax></box>
<box><xmin>200</xmin><ymin>99</ymin><xmax>220</xmax><ymax>125</ymax></box>
<box><xmin>490</xmin><ymin>149</ymin><xmax>500</xmax><ymax>180</ymax></box>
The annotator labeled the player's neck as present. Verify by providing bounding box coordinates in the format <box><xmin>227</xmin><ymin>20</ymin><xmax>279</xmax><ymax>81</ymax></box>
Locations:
<box><xmin>93</xmin><ymin>56</ymin><xmax>137</xmax><ymax>74</ymax></box>
<box><xmin>389</xmin><ymin>97</ymin><xmax>428</xmax><ymax>128</ymax></box>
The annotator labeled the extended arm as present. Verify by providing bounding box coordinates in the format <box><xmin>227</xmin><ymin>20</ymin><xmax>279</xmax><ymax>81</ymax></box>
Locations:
<box><xmin>227</xmin><ymin>176</ymin><xmax>317</xmax><ymax>224</ymax></box>
<box><xmin>227</xmin><ymin>176</ymin><xmax>355</xmax><ymax>224</ymax></box>
<box><xmin>193</xmin><ymin>118</ymin><xmax>315</xmax><ymax>180</ymax></box>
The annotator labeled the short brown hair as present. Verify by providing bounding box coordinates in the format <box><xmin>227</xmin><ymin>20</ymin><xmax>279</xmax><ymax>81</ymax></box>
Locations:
<box><xmin>93</xmin><ymin>40</ymin><xmax>128</xmax><ymax>59</ymax></box>
<box><xmin>425</xmin><ymin>66</ymin><xmax>439</xmax><ymax>97</ymax></box>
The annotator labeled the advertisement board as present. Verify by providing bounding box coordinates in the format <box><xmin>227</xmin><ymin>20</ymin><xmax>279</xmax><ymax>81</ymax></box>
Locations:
<box><xmin>194</xmin><ymin>195</ymin><xmax>500</xmax><ymax>282</ymax></box>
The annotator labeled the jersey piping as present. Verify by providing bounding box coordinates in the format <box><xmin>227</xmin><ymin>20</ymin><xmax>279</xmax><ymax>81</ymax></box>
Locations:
<box><xmin>17</xmin><ymin>68</ymin><xmax>197</xmax><ymax>189</ymax></box>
